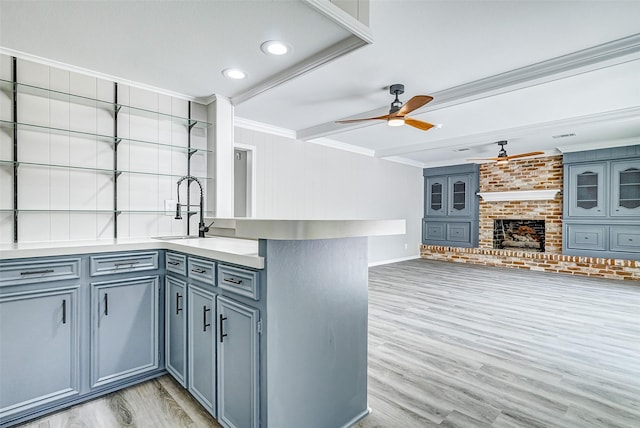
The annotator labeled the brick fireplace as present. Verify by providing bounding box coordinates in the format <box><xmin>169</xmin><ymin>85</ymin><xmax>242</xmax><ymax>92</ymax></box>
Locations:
<box><xmin>420</xmin><ymin>155</ymin><xmax>640</xmax><ymax>281</ymax></box>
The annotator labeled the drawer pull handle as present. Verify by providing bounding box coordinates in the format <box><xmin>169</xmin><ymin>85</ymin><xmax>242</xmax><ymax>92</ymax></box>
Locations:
<box><xmin>191</xmin><ymin>268</ymin><xmax>206</xmax><ymax>274</ymax></box>
<box><xmin>115</xmin><ymin>261</ymin><xmax>140</xmax><ymax>267</ymax></box>
<box><xmin>203</xmin><ymin>306</ymin><xmax>211</xmax><ymax>332</ymax></box>
<box><xmin>167</xmin><ymin>261</ymin><xmax>180</xmax><ymax>266</ymax></box>
<box><xmin>62</xmin><ymin>299</ymin><xmax>67</xmax><ymax>324</ymax></box>
<box><xmin>20</xmin><ymin>269</ymin><xmax>54</xmax><ymax>275</ymax></box>
<box><xmin>224</xmin><ymin>277</ymin><xmax>243</xmax><ymax>285</ymax></box>
<box><xmin>220</xmin><ymin>315</ymin><xmax>228</xmax><ymax>342</ymax></box>
<box><xmin>176</xmin><ymin>293</ymin><xmax>183</xmax><ymax>315</ymax></box>
<box><xmin>104</xmin><ymin>293</ymin><xmax>109</xmax><ymax>316</ymax></box>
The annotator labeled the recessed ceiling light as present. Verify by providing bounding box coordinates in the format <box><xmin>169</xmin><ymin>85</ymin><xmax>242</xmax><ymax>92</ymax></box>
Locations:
<box><xmin>261</xmin><ymin>40</ymin><xmax>291</xmax><ymax>56</ymax></box>
<box><xmin>222</xmin><ymin>68</ymin><xmax>247</xmax><ymax>80</ymax></box>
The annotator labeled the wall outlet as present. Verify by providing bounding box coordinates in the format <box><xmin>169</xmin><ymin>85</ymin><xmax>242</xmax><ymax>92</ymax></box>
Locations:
<box><xmin>165</xmin><ymin>200</ymin><xmax>177</xmax><ymax>216</ymax></box>
<box><xmin>404</xmin><ymin>243</ymin><xmax>408</xmax><ymax>250</ymax></box>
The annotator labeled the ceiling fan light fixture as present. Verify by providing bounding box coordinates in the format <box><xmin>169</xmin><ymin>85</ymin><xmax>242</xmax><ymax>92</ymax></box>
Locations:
<box><xmin>388</xmin><ymin>117</ymin><xmax>405</xmax><ymax>127</ymax></box>
<box><xmin>261</xmin><ymin>40</ymin><xmax>291</xmax><ymax>56</ymax></box>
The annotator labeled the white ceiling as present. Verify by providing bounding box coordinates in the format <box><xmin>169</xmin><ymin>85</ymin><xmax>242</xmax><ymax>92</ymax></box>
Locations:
<box><xmin>2</xmin><ymin>0</ymin><xmax>639</xmax><ymax>167</ymax></box>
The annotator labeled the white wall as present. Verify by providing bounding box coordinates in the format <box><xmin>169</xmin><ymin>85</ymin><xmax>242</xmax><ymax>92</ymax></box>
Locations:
<box><xmin>0</xmin><ymin>54</ymin><xmax>207</xmax><ymax>243</ymax></box>
<box><xmin>235</xmin><ymin>127</ymin><xmax>423</xmax><ymax>264</ymax></box>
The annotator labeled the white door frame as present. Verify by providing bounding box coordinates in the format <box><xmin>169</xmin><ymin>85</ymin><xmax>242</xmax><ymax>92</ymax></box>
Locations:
<box><xmin>234</xmin><ymin>143</ymin><xmax>257</xmax><ymax>218</ymax></box>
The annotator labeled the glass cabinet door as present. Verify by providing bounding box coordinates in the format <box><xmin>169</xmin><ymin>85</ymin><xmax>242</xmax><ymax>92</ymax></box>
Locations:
<box><xmin>426</xmin><ymin>177</ymin><xmax>446</xmax><ymax>216</ymax></box>
<box><xmin>612</xmin><ymin>160</ymin><xmax>640</xmax><ymax>216</ymax></box>
<box><xmin>568</xmin><ymin>164</ymin><xmax>605</xmax><ymax>217</ymax></box>
<box><xmin>447</xmin><ymin>175</ymin><xmax>472</xmax><ymax>217</ymax></box>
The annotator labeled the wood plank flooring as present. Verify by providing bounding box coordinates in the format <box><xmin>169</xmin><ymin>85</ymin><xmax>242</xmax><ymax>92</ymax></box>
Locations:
<box><xmin>15</xmin><ymin>259</ymin><xmax>640</xmax><ymax>427</ymax></box>
<box><xmin>356</xmin><ymin>259</ymin><xmax>640</xmax><ymax>428</ymax></box>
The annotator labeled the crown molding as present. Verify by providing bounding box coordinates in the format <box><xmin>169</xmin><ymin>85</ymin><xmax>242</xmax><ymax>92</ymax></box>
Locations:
<box><xmin>0</xmin><ymin>47</ymin><xmax>202</xmax><ymax>102</ymax></box>
<box><xmin>556</xmin><ymin>136</ymin><xmax>640</xmax><ymax>153</ymax></box>
<box><xmin>298</xmin><ymin>33</ymin><xmax>640</xmax><ymax>141</ymax></box>
<box><xmin>234</xmin><ymin>117</ymin><xmax>297</xmax><ymax>140</ymax></box>
<box><xmin>308</xmin><ymin>137</ymin><xmax>375</xmax><ymax>157</ymax></box>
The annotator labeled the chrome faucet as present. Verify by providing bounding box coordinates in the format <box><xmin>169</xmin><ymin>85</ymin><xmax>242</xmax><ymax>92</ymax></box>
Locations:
<box><xmin>175</xmin><ymin>175</ymin><xmax>209</xmax><ymax>238</ymax></box>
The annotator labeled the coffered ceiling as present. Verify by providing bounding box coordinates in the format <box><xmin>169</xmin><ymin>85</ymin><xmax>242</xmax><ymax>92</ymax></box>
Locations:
<box><xmin>2</xmin><ymin>0</ymin><xmax>639</xmax><ymax>167</ymax></box>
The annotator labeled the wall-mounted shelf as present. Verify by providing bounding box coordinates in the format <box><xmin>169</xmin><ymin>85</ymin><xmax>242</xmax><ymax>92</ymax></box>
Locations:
<box><xmin>0</xmin><ymin>160</ymin><xmax>210</xmax><ymax>180</ymax></box>
<box><xmin>477</xmin><ymin>189</ymin><xmax>561</xmax><ymax>202</ymax></box>
<box><xmin>3</xmin><ymin>57</ymin><xmax>209</xmax><ymax>242</ymax></box>
<box><xmin>0</xmin><ymin>121</ymin><xmax>211</xmax><ymax>154</ymax></box>
<box><xmin>0</xmin><ymin>79</ymin><xmax>212</xmax><ymax>129</ymax></box>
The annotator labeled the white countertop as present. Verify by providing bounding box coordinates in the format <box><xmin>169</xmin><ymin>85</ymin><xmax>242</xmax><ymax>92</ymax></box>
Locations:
<box><xmin>0</xmin><ymin>237</ymin><xmax>264</xmax><ymax>268</ymax></box>
<box><xmin>0</xmin><ymin>220</ymin><xmax>406</xmax><ymax>267</ymax></box>
<box><xmin>205</xmin><ymin>218</ymin><xmax>406</xmax><ymax>240</ymax></box>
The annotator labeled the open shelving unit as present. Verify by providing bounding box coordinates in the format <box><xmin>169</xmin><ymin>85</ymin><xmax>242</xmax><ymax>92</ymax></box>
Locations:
<box><xmin>1</xmin><ymin>57</ymin><xmax>212</xmax><ymax>242</ymax></box>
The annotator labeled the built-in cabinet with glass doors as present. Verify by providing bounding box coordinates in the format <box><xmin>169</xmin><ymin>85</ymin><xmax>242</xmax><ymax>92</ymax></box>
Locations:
<box><xmin>563</xmin><ymin>146</ymin><xmax>640</xmax><ymax>259</ymax></box>
<box><xmin>423</xmin><ymin>164</ymin><xmax>479</xmax><ymax>247</ymax></box>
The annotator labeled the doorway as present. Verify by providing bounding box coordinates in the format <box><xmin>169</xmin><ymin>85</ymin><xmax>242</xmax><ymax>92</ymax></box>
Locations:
<box><xmin>234</xmin><ymin>144</ymin><xmax>256</xmax><ymax>217</ymax></box>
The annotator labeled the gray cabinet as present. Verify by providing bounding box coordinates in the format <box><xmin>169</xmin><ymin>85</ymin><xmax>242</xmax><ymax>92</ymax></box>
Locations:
<box><xmin>165</xmin><ymin>275</ymin><xmax>187</xmax><ymax>386</ymax></box>
<box><xmin>567</xmin><ymin>164</ymin><xmax>605</xmax><ymax>217</ymax></box>
<box><xmin>0</xmin><ymin>286</ymin><xmax>80</xmax><ymax>420</ymax></box>
<box><xmin>563</xmin><ymin>146</ymin><xmax>640</xmax><ymax>259</ymax></box>
<box><xmin>423</xmin><ymin>164</ymin><xmax>479</xmax><ymax>247</ymax></box>
<box><xmin>611</xmin><ymin>160</ymin><xmax>640</xmax><ymax>217</ymax></box>
<box><xmin>188</xmin><ymin>284</ymin><xmax>217</xmax><ymax>416</ymax></box>
<box><xmin>217</xmin><ymin>296</ymin><xmax>260</xmax><ymax>428</ymax></box>
<box><xmin>90</xmin><ymin>276</ymin><xmax>159</xmax><ymax>388</ymax></box>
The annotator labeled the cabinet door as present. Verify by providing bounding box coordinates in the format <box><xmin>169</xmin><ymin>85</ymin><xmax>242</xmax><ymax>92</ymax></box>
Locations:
<box><xmin>0</xmin><ymin>287</ymin><xmax>79</xmax><ymax>418</ymax></box>
<box><xmin>188</xmin><ymin>285</ymin><xmax>217</xmax><ymax>416</ymax></box>
<box><xmin>611</xmin><ymin>160</ymin><xmax>640</xmax><ymax>216</ymax></box>
<box><xmin>217</xmin><ymin>296</ymin><xmax>260</xmax><ymax>428</ymax></box>
<box><xmin>568</xmin><ymin>164</ymin><xmax>606</xmax><ymax>217</ymax></box>
<box><xmin>166</xmin><ymin>276</ymin><xmax>187</xmax><ymax>386</ymax></box>
<box><xmin>425</xmin><ymin>176</ymin><xmax>447</xmax><ymax>217</ymax></box>
<box><xmin>447</xmin><ymin>175</ymin><xmax>472</xmax><ymax>217</ymax></box>
<box><xmin>91</xmin><ymin>276</ymin><xmax>159</xmax><ymax>388</ymax></box>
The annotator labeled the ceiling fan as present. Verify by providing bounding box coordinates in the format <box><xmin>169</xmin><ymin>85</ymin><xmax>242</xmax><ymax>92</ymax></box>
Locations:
<box><xmin>335</xmin><ymin>84</ymin><xmax>435</xmax><ymax>131</ymax></box>
<box><xmin>468</xmin><ymin>141</ymin><xmax>544</xmax><ymax>162</ymax></box>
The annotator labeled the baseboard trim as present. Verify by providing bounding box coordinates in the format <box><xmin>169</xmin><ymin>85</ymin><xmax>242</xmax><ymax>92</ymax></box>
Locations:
<box><xmin>368</xmin><ymin>255</ymin><xmax>420</xmax><ymax>267</ymax></box>
<box><xmin>341</xmin><ymin>406</ymin><xmax>372</xmax><ymax>428</ymax></box>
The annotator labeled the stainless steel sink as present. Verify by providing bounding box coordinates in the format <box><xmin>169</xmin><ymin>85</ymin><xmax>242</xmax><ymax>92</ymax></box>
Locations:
<box><xmin>152</xmin><ymin>235</ymin><xmax>205</xmax><ymax>240</ymax></box>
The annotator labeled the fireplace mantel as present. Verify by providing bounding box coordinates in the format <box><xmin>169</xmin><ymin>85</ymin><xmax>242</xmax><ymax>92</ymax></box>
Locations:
<box><xmin>477</xmin><ymin>189</ymin><xmax>560</xmax><ymax>202</ymax></box>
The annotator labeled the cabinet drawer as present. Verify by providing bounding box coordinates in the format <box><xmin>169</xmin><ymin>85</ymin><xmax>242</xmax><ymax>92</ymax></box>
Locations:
<box><xmin>166</xmin><ymin>252</ymin><xmax>187</xmax><ymax>276</ymax></box>
<box><xmin>188</xmin><ymin>258</ymin><xmax>216</xmax><ymax>286</ymax></box>
<box><xmin>447</xmin><ymin>223</ymin><xmax>470</xmax><ymax>242</ymax></box>
<box><xmin>218</xmin><ymin>265</ymin><xmax>259</xmax><ymax>300</ymax></box>
<box><xmin>610</xmin><ymin>226</ymin><xmax>640</xmax><ymax>253</ymax></box>
<box><xmin>90</xmin><ymin>252</ymin><xmax>158</xmax><ymax>276</ymax></box>
<box><xmin>566</xmin><ymin>225</ymin><xmax>606</xmax><ymax>251</ymax></box>
<box><xmin>424</xmin><ymin>222</ymin><xmax>446</xmax><ymax>241</ymax></box>
<box><xmin>0</xmin><ymin>258</ymin><xmax>81</xmax><ymax>286</ymax></box>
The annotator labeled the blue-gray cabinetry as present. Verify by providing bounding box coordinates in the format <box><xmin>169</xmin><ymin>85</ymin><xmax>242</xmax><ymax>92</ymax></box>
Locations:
<box><xmin>563</xmin><ymin>146</ymin><xmax>640</xmax><ymax>260</ymax></box>
<box><xmin>217</xmin><ymin>296</ymin><xmax>260</xmax><ymax>428</ymax></box>
<box><xmin>90</xmin><ymin>276</ymin><xmax>159</xmax><ymax>388</ymax></box>
<box><xmin>165</xmin><ymin>276</ymin><xmax>187</xmax><ymax>386</ymax></box>
<box><xmin>0</xmin><ymin>284</ymin><xmax>80</xmax><ymax>421</ymax></box>
<box><xmin>0</xmin><ymin>251</ymin><xmax>163</xmax><ymax>428</ymax></box>
<box><xmin>188</xmin><ymin>284</ymin><xmax>217</xmax><ymax>415</ymax></box>
<box><xmin>423</xmin><ymin>164</ymin><xmax>479</xmax><ymax>247</ymax></box>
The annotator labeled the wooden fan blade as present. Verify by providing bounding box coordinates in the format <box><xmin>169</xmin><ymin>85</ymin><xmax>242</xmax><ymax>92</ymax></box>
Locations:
<box><xmin>505</xmin><ymin>151</ymin><xmax>545</xmax><ymax>160</ymax></box>
<box><xmin>336</xmin><ymin>114</ymin><xmax>391</xmax><ymax>124</ymax></box>
<box><xmin>396</xmin><ymin>95</ymin><xmax>433</xmax><ymax>116</ymax></box>
<box><xmin>405</xmin><ymin>117</ymin><xmax>435</xmax><ymax>131</ymax></box>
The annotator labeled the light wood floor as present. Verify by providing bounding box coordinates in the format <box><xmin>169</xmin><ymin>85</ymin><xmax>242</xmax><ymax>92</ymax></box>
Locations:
<box><xmin>16</xmin><ymin>259</ymin><xmax>640</xmax><ymax>427</ymax></box>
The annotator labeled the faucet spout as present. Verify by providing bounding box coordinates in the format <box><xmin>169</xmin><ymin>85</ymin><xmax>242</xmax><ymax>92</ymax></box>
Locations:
<box><xmin>175</xmin><ymin>175</ymin><xmax>209</xmax><ymax>238</ymax></box>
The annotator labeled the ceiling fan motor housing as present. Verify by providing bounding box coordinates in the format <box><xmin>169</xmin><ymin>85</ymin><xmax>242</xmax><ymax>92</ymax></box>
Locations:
<box><xmin>389</xmin><ymin>84</ymin><xmax>405</xmax><ymax>114</ymax></box>
<box><xmin>497</xmin><ymin>140</ymin><xmax>508</xmax><ymax>158</ymax></box>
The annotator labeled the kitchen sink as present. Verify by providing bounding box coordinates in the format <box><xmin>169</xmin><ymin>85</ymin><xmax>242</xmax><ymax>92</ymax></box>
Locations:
<box><xmin>152</xmin><ymin>235</ymin><xmax>206</xmax><ymax>240</ymax></box>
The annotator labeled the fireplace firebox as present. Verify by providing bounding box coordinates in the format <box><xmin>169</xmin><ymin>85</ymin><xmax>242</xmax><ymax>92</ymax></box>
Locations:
<box><xmin>493</xmin><ymin>219</ymin><xmax>545</xmax><ymax>252</ymax></box>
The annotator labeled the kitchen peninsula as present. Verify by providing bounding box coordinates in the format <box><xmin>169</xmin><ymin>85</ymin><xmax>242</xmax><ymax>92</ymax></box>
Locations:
<box><xmin>0</xmin><ymin>219</ymin><xmax>405</xmax><ymax>428</ymax></box>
